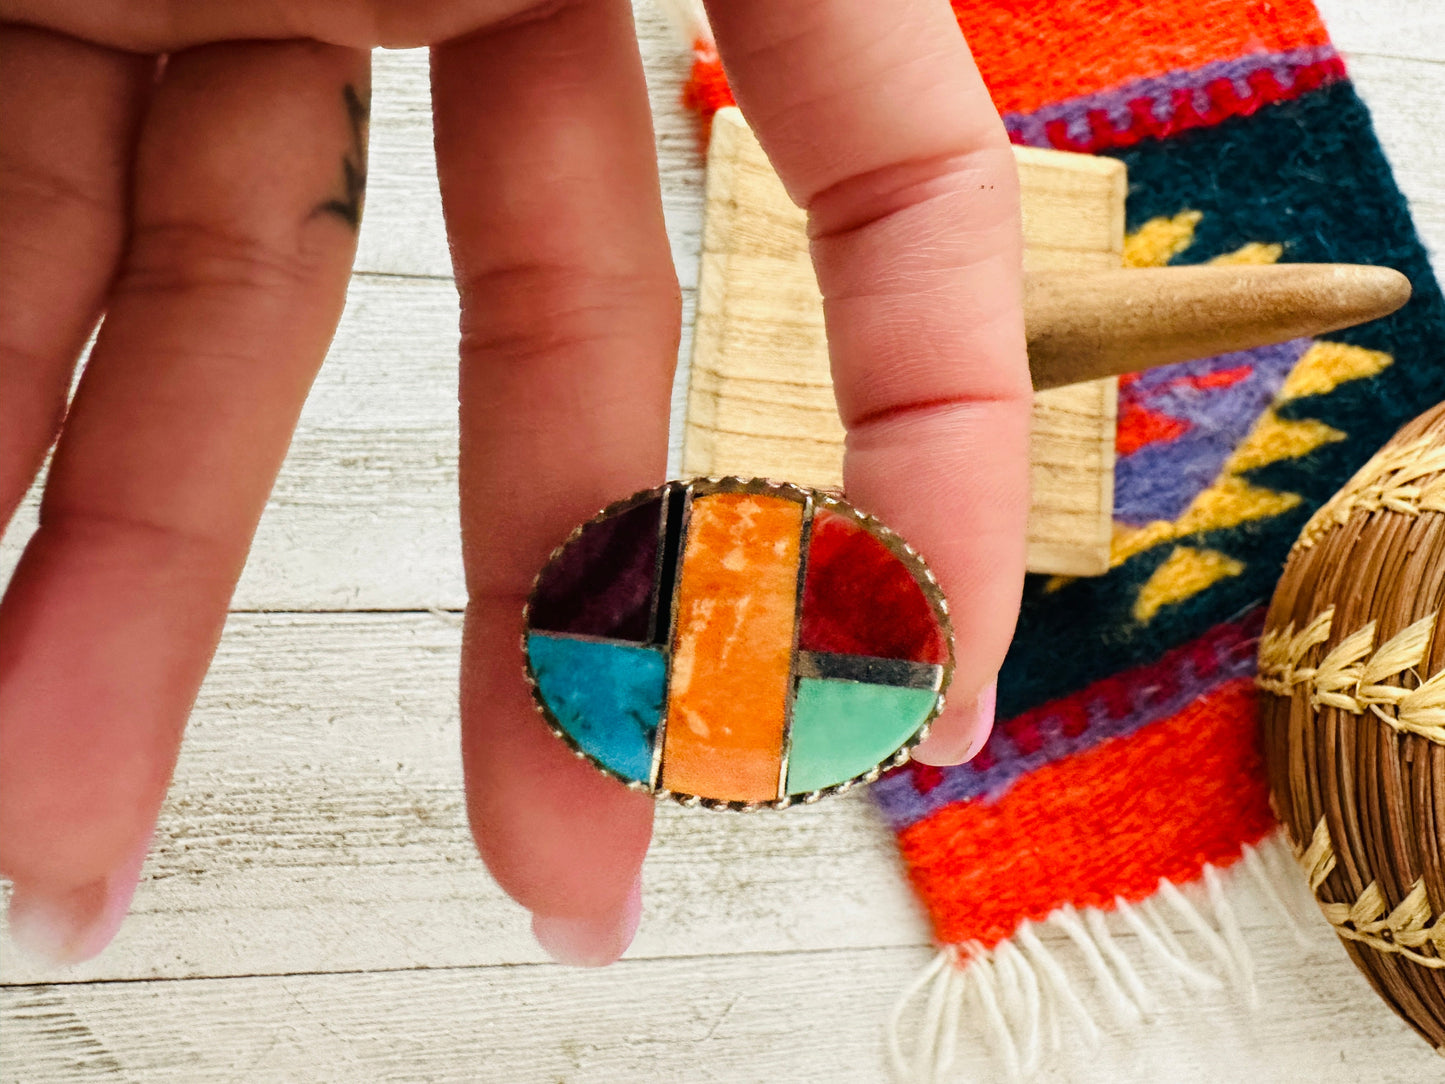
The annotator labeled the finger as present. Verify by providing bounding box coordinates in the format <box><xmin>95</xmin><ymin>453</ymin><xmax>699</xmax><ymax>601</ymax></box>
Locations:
<box><xmin>431</xmin><ymin>0</ymin><xmax>679</xmax><ymax>958</ymax></box>
<box><xmin>0</xmin><ymin>0</ymin><xmax>516</xmax><ymax>54</ymax></box>
<box><xmin>0</xmin><ymin>40</ymin><xmax>369</xmax><ymax>962</ymax></box>
<box><xmin>0</xmin><ymin>25</ymin><xmax>149</xmax><ymax>529</ymax></box>
<box><xmin>702</xmin><ymin>0</ymin><xmax>1031</xmax><ymax>763</ymax></box>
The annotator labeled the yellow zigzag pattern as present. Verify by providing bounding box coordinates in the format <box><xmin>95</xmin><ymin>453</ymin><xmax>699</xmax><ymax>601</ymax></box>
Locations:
<box><xmin>1122</xmin><ymin>210</ymin><xmax>1203</xmax><ymax>268</ymax></box>
<box><xmin>1112</xmin><ymin>212</ymin><xmax>1394</xmax><ymax>622</ymax></box>
<box><xmin>1134</xmin><ymin>547</ymin><xmax>1245</xmax><ymax>622</ymax></box>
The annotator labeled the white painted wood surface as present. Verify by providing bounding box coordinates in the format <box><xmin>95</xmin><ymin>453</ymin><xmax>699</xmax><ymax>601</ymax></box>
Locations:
<box><xmin>2</xmin><ymin>936</ymin><xmax>1434</xmax><ymax>1084</ymax></box>
<box><xmin>3</xmin><ymin>2</ymin><xmax>1444</xmax><ymax>1080</ymax></box>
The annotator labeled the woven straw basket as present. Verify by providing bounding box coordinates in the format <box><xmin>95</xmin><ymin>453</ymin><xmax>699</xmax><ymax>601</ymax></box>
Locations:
<box><xmin>1259</xmin><ymin>402</ymin><xmax>1445</xmax><ymax>1049</ymax></box>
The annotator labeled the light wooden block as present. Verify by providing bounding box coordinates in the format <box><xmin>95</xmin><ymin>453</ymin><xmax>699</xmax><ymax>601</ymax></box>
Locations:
<box><xmin>682</xmin><ymin>108</ymin><xmax>1124</xmax><ymax>576</ymax></box>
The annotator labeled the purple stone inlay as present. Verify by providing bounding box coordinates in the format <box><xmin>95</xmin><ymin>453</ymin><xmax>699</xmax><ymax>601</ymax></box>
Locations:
<box><xmin>1003</xmin><ymin>45</ymin><xmax>1341</xmax><ymax>150</ymax></box>
<box><xmin>1114</xmin><ymin>338</ymin><xmax>1311</xmax><ymax>525</ymax></box>
<box><xmin>528</xmin><ymin>495</ymin><xmax>663</xmax><ymax>642</ymax></box>
<box><xmin>870</xmin><ymin>610</ymin><xmax>1265</xmax><ymax>831</ymax></box>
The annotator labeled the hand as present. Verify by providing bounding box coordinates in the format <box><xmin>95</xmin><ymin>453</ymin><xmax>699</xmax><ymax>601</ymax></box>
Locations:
<box><xmin>0</xmin><ymin>0</ymin><xmax>1029</xmax><ymax>966</ymax></box>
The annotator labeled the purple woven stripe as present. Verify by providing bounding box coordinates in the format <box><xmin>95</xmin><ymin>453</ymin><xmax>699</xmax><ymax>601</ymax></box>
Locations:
<box><xmin>1115</xmin><ymin>338</ymin><xmax>1311</xmax><ymax>525</ymax></box>
<box><xmin>1003</xmin><ymin>45</ymin><xmax>1340</xmax><ymax>150</ymax></box>
<box><xmin>872</xmin><ymin>609</ymin><xmax>1266</xmax><ymax>831</ymax></box>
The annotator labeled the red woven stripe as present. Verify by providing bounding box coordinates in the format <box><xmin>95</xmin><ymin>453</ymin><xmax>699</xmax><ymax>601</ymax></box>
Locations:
<box><xmin>1024</xmin><ymin>55</ymin><xmax>1346</xmax><ymax>155</ymax></box>
<box><xmin>683</xmin><ymin>41</ymin><xmax>734</xmax><ymax>119</ymax></box>
<box><xmin>684</xmin><ymin>1</ymin><xmax>1329</xmax><ymax>121</ymax></box>
<box><xmin>951</xmin><ymin>0</ymin><xmax>1328</xmax><ymax>116</ymax></box>
<box><xmin>896</xmin><ymin>678</ymin><xmax>1275</xmax><ymax>948</ymax></box>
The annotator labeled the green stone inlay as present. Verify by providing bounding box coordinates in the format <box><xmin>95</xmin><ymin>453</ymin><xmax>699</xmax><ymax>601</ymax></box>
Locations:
<box><xmin>785</xmin><ymin>677</ymin><xmax>939</xmax><ymax>794</ymax></box>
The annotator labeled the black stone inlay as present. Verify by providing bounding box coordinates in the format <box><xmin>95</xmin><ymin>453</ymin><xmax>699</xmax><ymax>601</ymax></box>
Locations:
<box><xmin>793</xmin><ymin>651</ymin><xmax>943</xmax><ymax>690</ymax></box>
<box><xmin>650</xmin><ymin>483</ymin><xmax>688</xmax><ymax>646</ymax></box>
<box><xmin>529</xmin><ymin>496</ymin><xmax>663</xmax><ymax>641</ymax></box>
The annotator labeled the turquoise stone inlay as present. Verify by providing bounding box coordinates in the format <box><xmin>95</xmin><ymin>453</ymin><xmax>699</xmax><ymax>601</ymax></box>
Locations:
<box><xmin>785</xmin><ymin>677</ymin><xmax>939</xmax><ymax>795</ymax></box>
<box><xmin>526</xmin><ymin>633</ymin><xmax>667</xmax><ymax>783</ymax></box>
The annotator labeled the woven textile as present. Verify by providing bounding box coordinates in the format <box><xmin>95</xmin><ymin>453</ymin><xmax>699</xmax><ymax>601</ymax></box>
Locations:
<box><xmin>684</xmin><ymin>0</ymin><xmax>1445</xmax><ymax>1069</ymax></box>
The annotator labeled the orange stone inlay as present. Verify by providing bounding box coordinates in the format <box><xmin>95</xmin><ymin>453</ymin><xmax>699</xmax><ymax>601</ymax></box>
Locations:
<box><xmin>661</xmin><ymin>492</ymin><xmax>804</xmax><ymax>801</ymax></box>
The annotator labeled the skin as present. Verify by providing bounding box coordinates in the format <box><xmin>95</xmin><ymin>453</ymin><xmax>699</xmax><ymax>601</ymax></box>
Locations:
<box><xmin>0</xmin><ymin>0</ymin><xmax>1030</xmax><ymax>965</ymax></box>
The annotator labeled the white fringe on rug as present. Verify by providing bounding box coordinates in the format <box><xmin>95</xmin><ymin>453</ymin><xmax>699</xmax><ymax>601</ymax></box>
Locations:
<box><xmin>886</xmin><ymin>830</ymin><xmax>1321</xmax><ymax>1083</ymax></box>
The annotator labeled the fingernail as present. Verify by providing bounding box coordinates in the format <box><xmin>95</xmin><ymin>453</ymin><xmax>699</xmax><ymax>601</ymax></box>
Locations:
<box><xmin>531</xmin><ymin>877</ymin><xmax>643</xmax><ymax>968</ymax></box>
<box><xmin>6</xmin><ymin>835</ymin><xmax>152</xmax><ymax>966</ymax></box>
<box><xmin>911</xmin><ymin>679</ymin><xmax>997</xmax><ymax>767</ymax></box>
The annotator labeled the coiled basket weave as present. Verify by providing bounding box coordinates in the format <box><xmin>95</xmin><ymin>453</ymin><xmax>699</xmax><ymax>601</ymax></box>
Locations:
<box><xmin>1259</xmin><ymin>402</ymin><xmax>1445</xmax><ymax>1049</ymax></box>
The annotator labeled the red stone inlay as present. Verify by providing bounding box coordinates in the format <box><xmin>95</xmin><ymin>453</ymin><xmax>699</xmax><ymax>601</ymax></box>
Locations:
<box><xmin>799</xmin><ymin>510</ymin><xmax>948</xmax><ymax>665</ymax></box>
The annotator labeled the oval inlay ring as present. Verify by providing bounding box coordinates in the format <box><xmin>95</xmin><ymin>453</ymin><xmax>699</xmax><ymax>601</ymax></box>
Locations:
<box><xmin>523</xmin><ymin>478</ymin><xmax>955</xmax><ymax>810</ymax></box>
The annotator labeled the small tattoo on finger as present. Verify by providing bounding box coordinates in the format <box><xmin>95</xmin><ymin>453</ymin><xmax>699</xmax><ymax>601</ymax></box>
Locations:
<box><xmin>315</xmin><ymin>83</ymin><xmax>369</xmax><ymax>230</ymax></box>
